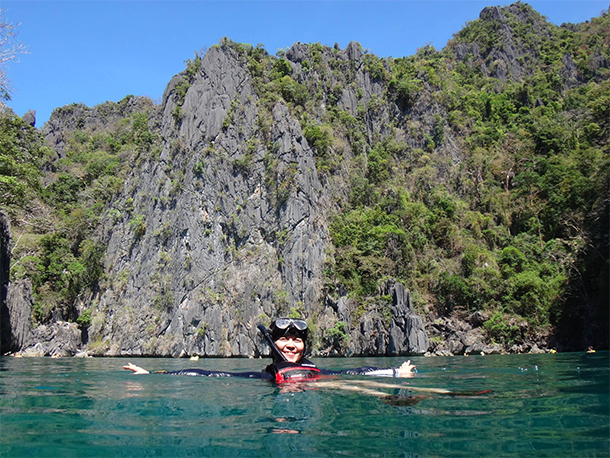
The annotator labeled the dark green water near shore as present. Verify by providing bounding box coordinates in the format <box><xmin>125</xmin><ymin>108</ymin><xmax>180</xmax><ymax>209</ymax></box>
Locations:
<box><xmin>0</xmin><ymin>352</ymin><xmax>608</xmax><ymax>457</ymax></box>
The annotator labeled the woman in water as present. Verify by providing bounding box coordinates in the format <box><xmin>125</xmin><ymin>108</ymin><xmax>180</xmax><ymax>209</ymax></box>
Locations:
<box><xmin>124</xmin><ymin>318</ymin><xmax>416</xmax><ymax>382</ymax></box>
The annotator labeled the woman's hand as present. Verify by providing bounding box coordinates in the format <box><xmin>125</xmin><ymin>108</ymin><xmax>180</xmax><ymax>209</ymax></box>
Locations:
<box><xmin>123</xmin><ymin>362</ymin><xmax>150</xmax><ymax>374</ymax></box>
<box><xmin>396</xmin><ymin>360</ymin><xmax>416</xmax><ymax>378</ymax></box>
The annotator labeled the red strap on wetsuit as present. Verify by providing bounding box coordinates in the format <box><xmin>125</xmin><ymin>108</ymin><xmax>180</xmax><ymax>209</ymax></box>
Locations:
<box><xmin>275</xmin><ymin>366</ymin><xmax>321</xmax><ymax>383</ymax></box>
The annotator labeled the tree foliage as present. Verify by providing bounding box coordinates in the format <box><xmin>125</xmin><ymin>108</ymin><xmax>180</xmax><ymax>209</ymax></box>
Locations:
<box><xmin>4</xmin><ymin>6</ymin><xmax>609</xmax><ymax>351</ymax></box>
<box><xmin>4</xmin><ymin>98</ymin><xmax>156</xmax><ymax>325</ymax></box>
<box><xmin>322</xmin><ymin>6</ymin><xmax>609</xmax><ymax>348</ymax></box>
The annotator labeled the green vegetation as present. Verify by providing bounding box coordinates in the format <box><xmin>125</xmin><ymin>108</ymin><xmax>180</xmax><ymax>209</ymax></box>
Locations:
<box><xmin>3</xmin><ymin>96</ymin><xmax>158</xmax><ymax>326</ymax></box>
<box><xmin>321</xmin><ymin>6</ymin><xmax>608</xmax><ymax>347</ymax></box>
<box><xmin>173</xmin><ymin>50</ymin><xmax>204</xmax><ymax>113</ymax></box>
<box><xmin>0</xmin><ymin>114</ymin><xmax>47</xmax><ymax>212</ymax></box>
<box><xmin>3</xmin><ymin>5</ymin><xmax>608</xmax><ymax>352</ymax></box>
<box><xmin>326</xmin><ymin>320</ymin><xmax>349</xmax><ymax>347</ymax></box>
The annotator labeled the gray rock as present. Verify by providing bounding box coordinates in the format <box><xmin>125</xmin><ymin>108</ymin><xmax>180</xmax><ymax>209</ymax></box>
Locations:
<box><xmin>90</xmin><ymin>43</ymin><xmax>332</xmax><ymax>356</ymax></box>
<box><xmin>450</xmin><ymin>3</ymin><xmax>555</xmax><ymax>83</ymax></box>
<box><xmin>464</xmin><ymin>342</ymin><xmax>502</xmax><ymax>355</ymax></box>
<box><xmin>5</xmin><ymin>280</ymin><xmax>34</xmax><ymax>351</ymax></box>
<box><xmin>0</xmin><ymin>213</ymin><xmax>33</xmax><ymax>354</ymax></box>
<box><xmin>528</xmin><ymin>344</ymin><xmax>546</xmax><ymax>354</ymax></box>
<box><xmin>345</xmin><ymin>41</ymin><xmax>363</xmax><ymax>62</ymax></box>
<box><xmin>426</xmin><ymin>314</ymin><xmax>504</xmax><ymax>356</ymax></box>
<box><xmin>444</xmin><ymin>337</ymin><xmax>466</xmax><ymax>355</ymax></box>
<box><xmin>286</xmin><ymin>43</ymin><xmax>309</xmax><ymax>63</ymax></box>
<box><xmin>333</xmin><ymin>281</ymin><xmax>428</xmax><ymax>356</ymax></box>
<box><xmin>479</xmin><ymin>6</ymin><xmax>505</xmax><ymax>22</ymax></box>
<box><xmin>560</xmin><ymin>53</ymin><xmax>580</xmax><ymax>87</ymax></box>
<box><xmin>469</xmin><ymin>311</ymin><xmax>489</xmax><ymax>328</ymax></box>
<box><xmin>22</xmin><ymin>110</ymin><xmax>36</xmax><ymax>127</ymax></box>
<box><xmin>43</xmin><ymin>96</ymin><xmax>155</xmax><ymax>158</ymax></box>
<box><xmin>0</xmin><ymin>211</ymin><xmax>11</xmax><ymax>354</ymax></box>
<box><xmin>20</xmin><ymin>321</ymin><xmax>82</xmax><ymax>357</ymax></box>
<box><xmin>386</xmin><ymin>281</ymin><xmax>429</xmax><ymax>355</ymax></box>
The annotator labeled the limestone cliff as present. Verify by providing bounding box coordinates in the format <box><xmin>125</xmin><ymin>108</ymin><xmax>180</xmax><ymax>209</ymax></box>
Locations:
<box><xmin>0</xmin><ymin>211</ymin><xmax>11</xmax><ymax>353</ymax></box>
<box><xmin>1</xmin><ymin>212</ymin><xmax>34</xmax><ymax>354</ymax></box>
<box><xmin>78</xmin><ymin>42</ymin><xmax>428</xmax><ymax>357</ymax></box>
<box><xmin>11</xmin><ymin>2</ymin><xmax>605</xmax><ymax>357</ymax></box>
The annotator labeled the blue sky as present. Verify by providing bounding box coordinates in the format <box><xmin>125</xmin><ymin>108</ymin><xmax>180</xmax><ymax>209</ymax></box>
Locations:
<box><xmin>1</xmin><ymin>1</ymin><xmax>608</xmax><ymax>126</ymax></box>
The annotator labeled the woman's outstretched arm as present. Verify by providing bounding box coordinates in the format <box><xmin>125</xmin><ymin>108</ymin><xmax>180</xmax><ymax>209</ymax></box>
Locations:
<box><xmin>321</xmin><ymin>360</ymin><xmax>417</xmax><ymax>378</ymax></box>
<box><xmin>123</xmin><ymin>363</ymin><xmax>150</xmax><ymax>374</ymax></box>
<box><xmin>122</xmin><ymin>362</ymin><xmax>264</xmax><ymax>378</ymax></box>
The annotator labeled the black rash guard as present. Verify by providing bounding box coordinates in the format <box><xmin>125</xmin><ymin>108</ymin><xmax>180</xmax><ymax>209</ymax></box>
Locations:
<box><xmin>150</xmin><ymin>358</ymin><xmax>402</xmax><ymax>381</ymax></box>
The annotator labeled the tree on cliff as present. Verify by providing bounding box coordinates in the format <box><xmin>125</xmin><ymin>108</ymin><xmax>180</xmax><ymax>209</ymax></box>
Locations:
<box><xmin>5</xmin><ymin>4</ymin><xmax>608</xmax><ymax>357</ymax></box>
<box><xmin>0</xmin><ymin>8</ymin><xmax>28</xmax><ymax>102</ymax></box>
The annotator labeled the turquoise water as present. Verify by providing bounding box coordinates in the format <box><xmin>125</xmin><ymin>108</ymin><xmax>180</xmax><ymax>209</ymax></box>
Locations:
<box><xmin>0</xmin><ymin>353</ymin><xmax>608</xmax><ymax>457</ymax></box>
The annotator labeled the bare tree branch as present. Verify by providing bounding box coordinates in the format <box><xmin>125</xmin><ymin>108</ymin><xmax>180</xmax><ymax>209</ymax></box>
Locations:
<box><xmin>0</xmin><ymin>8</ymin><xmax>29</xmax><ymax>102</ymax></box>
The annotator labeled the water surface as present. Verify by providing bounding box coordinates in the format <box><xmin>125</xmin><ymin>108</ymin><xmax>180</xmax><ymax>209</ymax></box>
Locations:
<box><xmin>0</xmin><ymin>353</ymin><xmax>608</xmax><ymax>457</ymax></box>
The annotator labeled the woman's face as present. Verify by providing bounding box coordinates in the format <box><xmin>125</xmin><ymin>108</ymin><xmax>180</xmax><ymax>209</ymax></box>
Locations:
<box><xmin>274</xmin><ymin>335</ymin><xmax>304</xmax><ymax>363</ymax></box>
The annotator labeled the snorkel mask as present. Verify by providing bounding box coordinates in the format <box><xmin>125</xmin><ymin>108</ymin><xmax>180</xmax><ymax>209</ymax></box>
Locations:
<box><xmin>269</xmin><ymin>318</ymin><xmax>308</xmax><ymax>341</ymax></box>
<box><xmin>258</xmin><ymin>318</ymin><xmax>309</xmax><ymax>363</ymax></box>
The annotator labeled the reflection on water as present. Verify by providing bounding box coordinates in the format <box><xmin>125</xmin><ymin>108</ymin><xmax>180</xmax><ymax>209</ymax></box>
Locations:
<box><xmin>0</xmin><ymin>353</ymin><xmax>608</xmax><ymax>457</ymax></box>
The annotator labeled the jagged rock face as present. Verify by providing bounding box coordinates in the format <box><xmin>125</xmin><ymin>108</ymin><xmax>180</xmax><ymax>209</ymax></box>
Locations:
<box><xmin>387</xmin><ymin>283</ymin><xmax>429</xmax><ymax>354</ymax></box>
<box><xmin>19</xmin><ymin>321</ymin><xmax>82</xmax><ymax>357</ymax></box>
<box><xmin>18</xmin><ymin>5</ymin><xmax>606</xmax><ymax>357</ymax></box>
<box><xmin>0</xmin><ymin>213</ymin><xmax>34</xmax><ymax>354</ymax></box>
<box><xmin>449</xmin><ymin>3</ymin><xmax>556</xmax><ymax>82</ymax></box>
<box><xmin>84</xmin><ymin>43</ymin><xmax>429</xmax><ymax>357</ymax></box>
<box><xmin>91</xmin><ymin>46</ymin><xmax>330</xmax><ymax>356</ymax></box>
<box><xmin>22</xmin><ymin>110</ymin><xmax>36</xmax><ymax>127</ymax></box>
<box><xmin>5</xmin><ymin>280</ymin><xmax>34</xmax><ymax>352</ymax></box>
<box><xmin>0</xmin><ymin>211</ymin><xmax>11</xmax><ymax>353</ymax></box>
<box><xmin>336</xmin><ymin>281</ymin><xmax>429</xmax><ymax>356</ymax></box>
<box><xmin>42</xmin><ymin>96</ymin><xmax>155</xmax><ymax>159</ymax></box>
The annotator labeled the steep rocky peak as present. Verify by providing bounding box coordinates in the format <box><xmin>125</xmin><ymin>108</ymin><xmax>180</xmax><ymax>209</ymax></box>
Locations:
<box><xmin>160</xmin><ymin>42</ymin><xmax>255</xmax><ymax>149</ymax></box>
<box><xmin>91</xmin><ymin>38</ymin><xmax>333</xmax><ymax>357</ymax></box>
<box><xmin>448</xmin><ymin>2</ymin><xmax>556</xmax><ymax>82</ymax></box>
<box><xmin>479</xmin><ymin>5</ymin><xmax>506</xmax><ymax>22</ymax></box>
<box><xmin>478</xmin><ymin>2</ymin><xmax>544</xmax><ymax>24</ymax></box>
<box><xmin>285</xmin><ymin>40</ymin><xmax>363</xmax><ymax>64</ymax></box>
